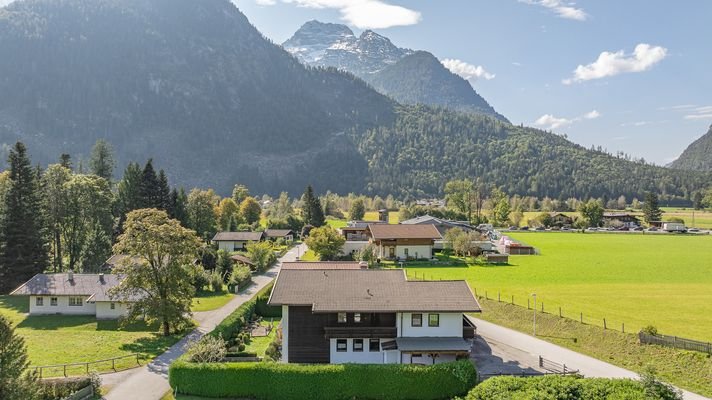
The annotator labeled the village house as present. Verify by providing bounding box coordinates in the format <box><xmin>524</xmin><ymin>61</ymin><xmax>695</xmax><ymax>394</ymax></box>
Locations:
<box><xmin>212</xmin><ymin>231</ymin><xmax>265</xmax><ymax>251</ymax></box>
<box><xmin>602</xmin><ymin>212</ymin><xmax>641</xmax><ymax>228</ymax></box>
<box><xmin>268</xmin><ymin>268</ymin><xmax>479</xmax><ymax>364</ymax></box>
<box><xmin>366</xmin><ymin>224</ymin><xmax>442</xmax><ymax>260</ymax></box>
<box><xmin>10</xmin><ymin>271</ymin><xmax>132</xmax><ymax>319</ymax></box>
<box><xmin>281</xmin><ymin>261</ymin><xmax>367</xmax><ymax>270</ymax></box>
<box><xmin>547</xmin><ymin>212</ymin><xmax>574</xmax><ymax>227</ymax></box>
<box><xmin>264</xmin><ymin>229</ymin><xmax>294</xmax><ymax>242</ymax></box>
<box><xmin>399</xmin><ymin>215</ymin><xmax>491</xmax><ymax>253</ymax></box>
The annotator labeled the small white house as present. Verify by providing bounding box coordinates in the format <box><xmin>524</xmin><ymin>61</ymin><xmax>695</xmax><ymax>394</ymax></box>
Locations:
<box><xmin>10</xmin><ymin>272</ymin><xmax>132</xmax><ymax>319</ymax></box>
<box><xmin>212</xmin><ymin>231</ymin><xmax>265</xmax><ymax>252</ymax></box>
<box><xmin>366</xmin><ymin>224</ymin><xmax>442</xmax><ymax>260</ymax></box>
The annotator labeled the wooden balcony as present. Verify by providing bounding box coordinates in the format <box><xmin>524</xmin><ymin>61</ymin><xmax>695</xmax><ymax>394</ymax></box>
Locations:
<box><xmin>323</xmin><ymin>326</ymin><xmax>397</xmax><ymax>339</ymax></box>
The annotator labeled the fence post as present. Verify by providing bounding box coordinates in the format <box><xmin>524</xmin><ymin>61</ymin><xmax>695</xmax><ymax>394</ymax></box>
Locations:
<box><xmin>538</xmin><ymin>356</ymin><xmax>543</xmax><ymax>368</ymax></box>
<box><xmin>603</xmin><ymin>318</ymin><xmax>607</xmax><ymax>330</ymax></box>
<box><xmin>563</xmin><ymin>364</ymin><xmax>567</xmax><ymax>374</ymax></box>
<box><xmin>112</xmin><ymin>358</ymin><xmax>116</xmax><ymax>371</ymax></box>
<box><xmin>559</xmin><ymin>307</ymin><xmax>562</xmax><ymax>318</ymax></box>
<box><xmin>528</xmin><ymin>298</ymin><xmax>530</xmax><ymax>309</ymax></box>
<box><xmin>485</xmin><ymin>291</ymin><xmax>488</xmax><ymax>300</ymax></box>
<box><xmin>541</xmin><ymin>302</ymin><xmax>544</xmax><ymax>313</ymax></box>
<box><xmin>511</xmin><ymin>295</ymin><xmax>514</xmax><ymax>305</ymax></box>
<box><xmin>622</xmin><ymin>323</ymin><xmax>625</xmax><ymax>333</ymax></box>
<box><xmin>64</xmin><ymin>365</ymin><xmax>67</xmax><ymax>377</ymax></box>
<box><xmin>580</xmin><ymin>313</ymin><xmax>583</xmax><ymax>323</ymax></box>
<box><xmin>137</xmin><ymin>353</ymin><xmax>141</xmax><ymax>366</ymax></box>
<box><xmin>498</xmin><ymin>292</ymin><xmax>500</xmax><ymax>302</ymax></box>
<box><xmin>86</xmin><ymin>362</ymin><xmax>89</xmax><ymax>375</ymax></box>
<box><xmin>474</xmin><ymin>288</ymin><xmax>477</xmax><ymax>297</ymax></box>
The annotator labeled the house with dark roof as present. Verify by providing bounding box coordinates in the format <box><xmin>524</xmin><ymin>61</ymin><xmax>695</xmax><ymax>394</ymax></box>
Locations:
<box><xmin>10</xmin><ymin>272</ymin><xmax>133</xmax><ymax>319</ymax></box>
<box><xmin>399</xmin><ymin>215</ymin><xmax>477</xmax><ymax>236</ymax></box>
<box><xmin>212</xmin><ymin>231</ymin><xmax>265</xmax><ymax>252</ymax></box>
<box><xmin>366</xmin><ymin>224</ymin><xmax>442</xmax><ymax>260</ymax></box>
<box><xmin>281</xmin><ymin>261</ymin><xmax>367</xmax><ymax>270</ymax></box>
<box><xmin>602</xmin><ymin>212</ymin><xmax>641</xmax><ymax>228</ymax></box>
<box><xmin>264</xmin><ymin>229</ymin><xmax>294</xmax><ymax>242</ymax></box>
<box><xmin>268</xmin><ymin>268</ymin><xmax>479</xmax><ymax>365</ymax></box>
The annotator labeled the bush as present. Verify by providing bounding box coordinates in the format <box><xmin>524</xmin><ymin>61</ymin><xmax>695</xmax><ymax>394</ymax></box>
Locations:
<box><xmin>192</xmin><ymin>265</ymin><xmax>210</xmax><ymax>291</ymax></box>
<box><xmin>209</xmin><ymin>270</ymin><xmax>224</xmax><ymax>292</ymax></box>
<box><xmin>185</xmin><ymin>335</ymin><xmax>227</xmax><ymax>363</ymax></box>
<box><xmin>459</xmin><ymin>375</ymin><xmax>681</xmax><ymax>400</ymax></box>
<box><xmin>228</xmin><ymin>264</ymin><xmax>252</xmax><ymax>292</ymax></box>
<box><xmin>254</xmin><ymin>282</ymin><xmax>281</xmax><ymax>318</ymax></box>
<box><xmin>38</xmin><ymin>374</ymin><xmax>100</xmax><ymax>400</ymax></box>
<box><xmin>641</xmin><ymin>325</ymin><xmax>658</xmax><ymax>336</ymax></box>
<box><xmin>169</xmin><ymin>359</ymin><xmax>476</xmax><ymax>400</ymax></box>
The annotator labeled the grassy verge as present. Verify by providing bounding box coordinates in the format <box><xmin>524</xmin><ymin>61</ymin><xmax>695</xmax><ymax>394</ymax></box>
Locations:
<box><xmin>191</xmin><ymin>289</ymin><xmax>234</xmax><ymax>312</ymax></box>
<box><xmin>475</xmin><ymin>297</ymin><xmax>712</xmax><ymax>397</ymax></box>
<box><xmin>299</xmin><ymin>249</ymin><xmax>319</xmax><ymax>261</ymax></box>
<box><xmin>243</xmin><ymin>318</ymin><xmax>280</xmax><ymax>357</ymax></box>
<box><xmin>0</xmin><ymin>295</ymin><xmax>183</xmax><ymax>377</ymax></box>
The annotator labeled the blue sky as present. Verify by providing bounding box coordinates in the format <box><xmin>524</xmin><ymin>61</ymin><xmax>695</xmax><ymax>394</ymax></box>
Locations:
<box><xmin>234</xmin><ymin>0</ymin><xmax>712</xmax><ymax>165</ymax></box>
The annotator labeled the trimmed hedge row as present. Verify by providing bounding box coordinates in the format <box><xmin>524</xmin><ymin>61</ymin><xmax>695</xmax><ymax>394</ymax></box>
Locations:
<box><xmin>211</xmin><ymin>281</ymin><xmax>278</xmax><ymax>339</ymax></box>
<box><xmin>169</xmin><ymin>359</ymin><xmax>477</xmax><ymax>400</ymax></box>
<box><xmin>459</xmin><ymin>375</ymin><xmax>671</xmax><ymax>400</ymax></box>
<box><xmin>254</xmin><ymin>282</ymin><xmax>282</xmax><ymax>318</ymax></box>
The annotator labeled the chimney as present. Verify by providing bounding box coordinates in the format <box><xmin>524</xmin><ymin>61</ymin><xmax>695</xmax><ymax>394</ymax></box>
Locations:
<box><xmin>359</xmin><ymin>261</ymin><xmax>368</xmax><ymax>269</ymax></box>
<box><xmin>68</xmin><ymin>270</ymin><xmax>74</xmax><ymax>282</ymax></box>
<box><xmin>99</xmin><ymin>273</ymin><xmax>105</xmax><ymax>283</ymax></box>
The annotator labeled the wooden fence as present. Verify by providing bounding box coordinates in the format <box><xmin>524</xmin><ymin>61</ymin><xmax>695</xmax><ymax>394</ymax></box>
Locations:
<box><xmin>639</xmin><ymin>331</ymin><xmax>712</xmax><ymax>354</ymax></box>
<box><xmin>34</xmin><ymin>353</ymin><xmax>144</xmax><ymax>378</ymax></box>
<box><xmin>478</xmin><ymin>356</ymin><xmax>579</xmax><ymax>381</ymax></box>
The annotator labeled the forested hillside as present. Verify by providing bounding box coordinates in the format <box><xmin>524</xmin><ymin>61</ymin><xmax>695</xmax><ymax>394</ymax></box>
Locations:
<box><xmin>670</xmin><ymin>126</ymin><xmax>712</xmax><ymax>171</ymax></box>
<box><xmin>354</xmin><ymin>106</ymin><xmax>711</xmax><ymax>200</ymax></box>
<box><xmin>0</xmin><ymin>0</ymin><xmax>394</xmax><ymax>195</ymax></box>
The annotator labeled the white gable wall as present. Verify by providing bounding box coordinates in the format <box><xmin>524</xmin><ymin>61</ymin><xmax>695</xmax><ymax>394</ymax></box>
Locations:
<box><xmin>29</xmin><ymin>295</ymin><xmax>95</xmax><ymax>316</ymax></box>
<box><xmin>95</xmin><ymin>302</ymin><xmax>130</xmax><ymax>319</ymax></box>
<box><xmin>398</xmin><ymin>312</ymin><xmax>462</xmax><ymax>337</ymax></box>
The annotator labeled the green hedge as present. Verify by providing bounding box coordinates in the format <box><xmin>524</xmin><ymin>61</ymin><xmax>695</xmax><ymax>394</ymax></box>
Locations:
<box><xmin>211</xmin><ymin>282</ymin><xmax>278</xmax><ymax>340</ymax></box>
<box><xmin>459</xmin><ymin>375</ymin><xmax>670</xmax><ymax>400</ymax></box>
<box><xmin>169</xmin><ymin>359</ymin><xmax>476</xmax><ymax>400</ymax></box>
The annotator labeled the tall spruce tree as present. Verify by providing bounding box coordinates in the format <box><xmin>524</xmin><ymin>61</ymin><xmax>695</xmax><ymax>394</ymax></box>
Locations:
<box><xmin>301</xmin><ymin>185</ymin><xmax>325</xmax><ymax>227</ymax></box>
<box><xmin>0</xmin><ymin>315</ymin><xmax>40</xmax><ymax>400</ymax></box>
<box><xmin>642</xmin><ymin>192</ymin><xmax>663</xmax><ymax>224</ymax></box>
<box><xmin>88</xmin><ymin>139</ymin><xmax>115</xmax><ymax>182</ymax></box>
<box><xmin>169</xmin><ymin>187</ymin><xmax>189</xmax><ymax>227</ymax></box>
<box><xmin>157</xmin><ymin>170</ymin><xmax>171</xmax><ymax>211</ymax></box>
<box><xmin>59</xmin><ymin>153</ymin><xmax>72</xmax><ymax>169</ymax></box>
<box><xmin>0</xmin><ymin>142</ymin><xmax>48</xmax><ymax>293</ymax></box>
<box><xmin>139</xmin><ymin>159</ymin><xmax>160</xmax><ymax>209</ymax></box>
<box><xmin>117</xmin><ymin>162</ymin><xmax>143</xmax><ymax>215</ymax></box>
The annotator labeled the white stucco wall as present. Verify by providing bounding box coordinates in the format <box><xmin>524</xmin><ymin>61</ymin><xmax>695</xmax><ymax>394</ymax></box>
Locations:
<box><xmin>95</xmin><ymin>302</ymin><xmax>130</xmax><ymax>319</ymax></box>
<box><xmin>398</xmin><ymin>312</ymin><xmax>462</xmax><ymax>337</ymax></box>
<box><xmin>329</xmin><ymin>338</ymin><xmax>384</xmax><ymax>364</ymax></box>
<box><xmin>401</xmin><ymin>353</ymin><xmax>457</xmax><ymax>365</ymax></box>
<box><xmin>29</xmin><ymin>295</ymin><xmax>95</xmax><ymax>316</ymax></box>
<box><xmin>216</xmin><ymin>240</ymin><xmax>249</xmax><ymax>252</ymax></box>
<box><xmin>383</xmin><ymin>350</ymin><xmax>400</xmax><ymax>364</ymax></box>
<box><xmin>281</xmin><ymin>305</ymin><xmax>289</xmax><ymax>363</ymax></box>
<box><xmin>340</xmin><ymin>241</ymin><xmax>368</xmax><ymax>256</ymax></box>
<box><xmin>395</xmin><ymin>245</ymin><xmax>432</xmax><ymax>260</ymax></box>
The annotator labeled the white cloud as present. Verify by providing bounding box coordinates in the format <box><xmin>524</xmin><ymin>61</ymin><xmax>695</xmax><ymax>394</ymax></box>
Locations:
<box><xmin>533</xmin><ymin>110</ymin><xmax>600</xmax><ymax>130</ymax></box>
<box><xmin>441</xmin><ymin>59</ymin><xmax>495</xmax><ymax>82</ymax></box>
<box><xmin>684</xmin><ymin>113</ymin><xmax>712</xmax><ymax>120</ymax></box>
<box><xmin>255</xmin><ymin>0</ymin><xmax>277</xmax><ymax>5</ymax></box>
<box><xmin>512</xmin><ymin>62</ymin><xmax>523</xmax><ymax>67</ymax></box>
<box><xmin>284</xmin><ymin>0</ymin><xmax>421</xmax><ymax>29</ymax></box>
<box><xmin>563</xmin><ymin>43</ymin><xmax>667</xmax><ymax>84</ymax></box>
<box><xmin>520</xmin><ymin>0</ymin><xmax>588</xmax><ymax>21</ymax></box>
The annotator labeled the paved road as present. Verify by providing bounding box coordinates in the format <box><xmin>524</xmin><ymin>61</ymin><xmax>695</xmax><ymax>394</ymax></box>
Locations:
<box><xmin>103</xmin><ymin>244</ymin><xmax>305</xmax><ymax>400</ymax></box>
<box><xmin>472</xmin><ymin>317</ymin><xmax>710</xmax><ymax>400</ymax></box>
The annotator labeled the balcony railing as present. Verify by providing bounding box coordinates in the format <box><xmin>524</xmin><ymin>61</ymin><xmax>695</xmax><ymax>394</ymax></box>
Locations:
<box><xmin>324</xmin><ymin>326</ymin><xmax>397</xmax><ymax>339</ymax></box>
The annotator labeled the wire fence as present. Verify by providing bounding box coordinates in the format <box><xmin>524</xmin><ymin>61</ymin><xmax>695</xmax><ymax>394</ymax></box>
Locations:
<box><xmin>33</xmin><ymin>353</ymin><xmax>144</xmax><ymax>378</ymax></box>
<box><xmin>478</xmin><ymin>356</ymin><xmax>579</xmax><ymax>381</ymax></box>
<box><xmin>639</xmin><ymin>332</ymin><xmax>712</xmax><ymax>355</ymax></box>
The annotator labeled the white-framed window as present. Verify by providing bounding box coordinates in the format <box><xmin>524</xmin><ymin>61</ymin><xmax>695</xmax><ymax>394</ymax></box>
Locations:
<box><xmin>337</xmin><ymin>312</ymin><xmax>347</xmax><ymax>323</ymax></box>
<box><xmin>428</xmin><ymin>313</ymin><xmax>439</xmax><ymax>327</ymax></box>
<box><xmin>110</xmin><ymin>302</ymin><xmax>116</xmax><ymax>310</ymax></box>
<box><xmin>411</xmin><ymin>313</ymin><xmax>422</xmax><ymax>327</ymax></box>
<box><xmin>353</xmin><ymin>339</ymin><xmax>364</xmax><ymax>352</ymax></box>
<box><xmin>369</xmin><ymin>339</ymin><xmax>380</xmax><ymax>352</ymax></box>
<box><xmin>50</xmin><ymin>297</ymin><xmax>58</xmax><ymax>306</ymax></box>
<box><xmin>354</xmin><ymin>313</ymin><xmax>361</xmax><ymax>323</ymax></box>
<box><xmin>35</xmin><ymin>297</ymin><xmax>44</xmax><ymax>306</ymax></box>
<box><xmin>336</xmin><ymin>339</ymin><xmax>347</xmax><ymax>352</ymax></box>
<box><xmin>69</xmin><ymin>297</ymin><xmax>83</xmax><ymax>307</ymax></box>
<box><xmin>404</xmin><ymin>248</ymin><xmax>409</xmax><ymax>257</ymax></box>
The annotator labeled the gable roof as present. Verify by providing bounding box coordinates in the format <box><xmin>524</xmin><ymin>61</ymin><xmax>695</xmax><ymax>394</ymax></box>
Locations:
<box><xmin>212</xmin><ymin>231</ymin><xmax>264</xmax><ymax>241</ymax></box>
<box><xmin>367</xmin><ymin>223</ymin><xmax>442</xmax><ymax>240</ymax></box>
<box><xmin>10</xmin><ymin>273</ymin><xmax>129</xmax><ymax>302</ymax></box>
<box><xmin>268</xmin><ymin>269</ymin><xmax>479</xmax><ymax>313</ymax></box>
<box><xmin>230</xmin><ymin>254</ymin><xmax>255</xmax><ymax>266</ymax></box>
<box><xmin>281</xmin><ymin>262</ymin><xmax>364</xmax><ymax>270</ymax></box>
<box><xmin>399</xmin><ymin>215</ymin><xmax>444</xmax><ymax>225</ymax></box>
<box><xmin>264</xmin><ymin>229</ymin><xmax>293</xmax><ymax>238</ymax></box>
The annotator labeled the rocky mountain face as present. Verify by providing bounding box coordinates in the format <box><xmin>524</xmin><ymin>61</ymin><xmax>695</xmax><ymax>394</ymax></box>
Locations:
<box><xmin>670</xmin><ymin>125</ymin><xmax>712</xmax><ymax>171</ymax></box>
<box><xmin>283</xmin><ymin>20</ymin><xmax>506</xmax><ymax>121</ymax></box>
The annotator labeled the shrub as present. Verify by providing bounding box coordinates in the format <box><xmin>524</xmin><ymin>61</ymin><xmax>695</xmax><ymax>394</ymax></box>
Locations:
<box><xmin>459</xmin><ymin>375</ymin><xmax>681</xmax><ymax>400</ymax></box>
<box><xmin>185</xmin><ymin>335</ymin><xmax>227</xmax><ymax>363</ymax></box>
<box><xmin>209</xmin><ymin>270</ymin><xmax>224</xmax><ymax>292</ymax></box>
<box><xmin>641</xmin><ymin>325</ymin><xmax>658</xmax><ymax>336</ymax></box>
<box><xmin>211</xmin><ymin>294</ymin><xmax>257</xmax><ymax>340</ymax></box>
<box><xmin>169</xmin><ymin>359</ymin><xmax>476</xmax><ymax>400</ymax></box>
<box><xmin>254</xmin><ymin>282</ymin><xmax>281</xmax><ymax>318</ymax></box>
<box><xmin>228</xmin><ymin>264</ymin><xmax>252</xmax><ymax>291</ymax></box>
<box><xmin>38</xmin><ymin>375</ymin><xmax>100</xmax><ymax>400</ymax></box>
<box><xmin>192</xmin><ymin>265</ymin><xmax>210</xmax><ymax>291</ymax></box>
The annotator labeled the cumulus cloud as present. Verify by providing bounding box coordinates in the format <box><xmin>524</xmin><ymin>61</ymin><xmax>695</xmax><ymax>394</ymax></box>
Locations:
<box><xmin>441</xmin><ymin>59</ymin><xmax>495</xmax><ymax>82</ymax></box>
<box><xmin>520</xmin><ymin>0</ymin><xmax>588</xmax><ymax>21</ymax></box>
<box><xmin>283</xmin><ymin>0</ymin><xmax>421</xmax><ymax>29</ymax></box>
<box><xmin>533</xmin><ymin>110</ymin><xmax>600</xmax><ymax>130</ymax></box>
<box><xmin>563</xmin><ymin>44</ymin><xmax>667</xmax><ymax>84</ymax></box>
<box><xmin>255</xmin><ymin>0</ymin><xmax>277</xmax><ymax>5</ymax></box>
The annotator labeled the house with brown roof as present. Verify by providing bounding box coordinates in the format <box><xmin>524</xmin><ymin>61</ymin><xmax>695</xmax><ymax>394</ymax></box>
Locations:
<box><xmin>264</xmin><ymin>229</ymin><xmax>294</xmax><ymax>242</ymax></box>
<box><xmin>281</xmin><ymin>261</ymin><xmax>367</xmax><ymax>270</ymax></box>
<box><xmin>366</xmin><ymin>224</ymin><xmax>442</xmax><ymax>260</ymax></box>
<box><xmin>602</xmin><ymin>212</ymin><xmax>641</xmax><ymax>228</ymax></box>
<box><xmin>10</xmin><ymin>271</ymin><xmax>133</xmax><ymax>319</ymax></box>
<box><xmin>268</xmin><ymin>268</ymin><xmax>479</xmax><ymax>365</ymax></box>
<box><xmin>212</xmin><ymin>231</ymin><xmax>265</xmax><ymax>252</ymax></box>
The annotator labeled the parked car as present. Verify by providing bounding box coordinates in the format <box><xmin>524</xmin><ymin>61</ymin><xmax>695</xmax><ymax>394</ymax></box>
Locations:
<box><xmin>632</xmin><ymin>227</ymin><xmax>644</xmax><ymax>231</ymax></box>
<box><xmin>520</xmin><ymin>226</ymin><xmax>529</xmax><ymax>231</ymax></box>
<box><xmin>534</xmin><ymin>226</ymin><xmax>545</xmax><ymax>231</ymax></box>
<box><xmin>647</xmin><ymin>227</ymin><xmax>659</xmax><ymax>232</ymax></box>
<box><xmin>688</xmin><ymin>228</ymin><xmax>700</xmax><ymax>233</ymax></box>
<box><xmin>508</xmin><ymin>226</ymin><xmax>518</xmax><ymax>231</ymax></box>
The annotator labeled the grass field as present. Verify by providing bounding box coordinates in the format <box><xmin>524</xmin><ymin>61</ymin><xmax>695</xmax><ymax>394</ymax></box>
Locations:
<box><xmin>364</xmin><ymin>211</ymin><xmax>399</xmax><ymax>224</ymax></box>
<box><xmin>407</xmin><ymin>232</ymin><xmax>712</xmax><ymax>341</ymax></box>
<box><xmin>520</xmin><ymin>208</ymin><xmax>712</xmax><ymax>229</ymax></box>
<box><xmin>243</xmin><ymin>318</ymin><xmax>281</xmax><ymax>357</ymax></box>
<box><xmin>0</xmin><ymin>295</ymin><xmax>183</xmax><ymax>376</ymax></box>
<box><xmin>191</xmin><ymin>289</ymin><xmax>234</xmax><ymax>312</ymax></box>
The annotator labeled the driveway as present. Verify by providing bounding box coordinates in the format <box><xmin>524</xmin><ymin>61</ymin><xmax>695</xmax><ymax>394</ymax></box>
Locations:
<box><xmin>472</xmin><ymin>317</ymin><xmax>710</xmax><ymax>400</ymax></box>
<box><xmin>102</xmin><ymin>243</ymin><xmax>305</xmax><ymax>400</ymax></box>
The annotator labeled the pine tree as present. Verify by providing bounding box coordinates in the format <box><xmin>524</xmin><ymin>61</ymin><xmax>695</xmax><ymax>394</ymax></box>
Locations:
<box><xmin>89</xmin><ymin>139</ymin><xmax>115</xmax><ymax>182</ymax></box>
<box><xmin>0</xmin><ymin>142</ymin><xmax>48</xmax><ymax>293</ymax></box>
<box><xmin>302</xmin><ymin>185</ymin><xmax>325</xmax><ymax>227</ymax></box>
<box><xmin>79</xmin><ymin>221</ymin><xmax>112</xmax><ymax>272</ymax></box>
<box><xmin>0</xmin><ymin>315</ymin><xmax>40</xmax><ymax>400</ymax></box>
<box><xmin>139</xmin><ymin>159</ymin><xmax>160</xmax><ymax>208</ymax></box>
<box><xmin>59</xmin><ymin>153</ymin><xmax>72</xmax><ymax>169</ymax></box>
<box><xmin>642</xmin><ymin>192</ymin><xmax>662</xmax><ymax>224</ymax></box>
<box><xmin>169</xmin><ymin>187</ymin><xmax>189</xmax><ymax>227</ymax></box>
<box><xmin>157</xmin><ymin>169</ymin><xmax>171</xmax><ymax>211</ymax></box>
<box><xmin>117</xmin><ymin>162</ymin><xmax>143</xmax><ymax>215</ymax></box>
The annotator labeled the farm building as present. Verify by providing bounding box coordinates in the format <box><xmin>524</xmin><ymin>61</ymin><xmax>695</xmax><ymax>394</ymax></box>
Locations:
<box><xmin>602</xmin><ymin>213</ymin><xmax>641</xmax><ymax>228</ymax></box>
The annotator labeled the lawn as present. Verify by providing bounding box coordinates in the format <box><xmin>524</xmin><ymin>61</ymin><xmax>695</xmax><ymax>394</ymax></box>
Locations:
<box><xmin>299</xmin><ymin>249</ymin><xmax>320</xmax><ymax>261</ymax></box>
<box><xmin>0</xmin><ymin>295</ymin><xmax>183</xmax><ymax>376</ymax></box>
<box><xmin>191</xmin><ymin>289</ymin><xmax>234</xmax><ymax>312</ymax></box>
<box><xmin>407</xmin><ymin>232</ymin><xmax>712</xmax><ymax>341</ymax></box>
<box><xmin>243</xmin><ymin>317</ymin><xmax>281</xmax><ymax>357</ymax></box>
<box><xmin>364</xmin><ymin>211</ymin><xmax>399</xmax><ymax>224</ymax></box>
<box><xmin>519</xmin><ymin>208</ymin><xmax>712</xmax><ymax>229</ymax></box>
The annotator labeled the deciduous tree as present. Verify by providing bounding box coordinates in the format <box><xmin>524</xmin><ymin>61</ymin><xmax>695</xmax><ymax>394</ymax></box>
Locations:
<box><xmin>187</xmin><ymin>189</ymin><xmax>218</xmax><ymax>240</ymax></box>
<box><xmin>41</xmin><ymin>164</ymin><xmax>71</xmax><ymax>272</ymax></box>
<box><xmin>578</xmin><ymin>199</ymin><xmax>604</xmax><ymax>227</ymax></box>
<box><xmin>246</xmin><ymin>241</ymin><xmax>275</xmax><ymax>272</ymax></box>
<box><xmin>216</xmin><ymin>198</ymin><xmax>241</xmax><ymax>231</ymax></box>
<box><xmin>304</xmin><ymin>226</ymin><xmax>345</xmax><ymax>261</ymax></box>
<box><xmin>349</xmin><ymin>198</ymin><xmax>365</xmax><ymax>221</ymax></box>
<box><xmin>239</xmin><ymin>197</ymin><xmax>262</xmax><ymax>225</ymax></box>
<box><xmin>112</xmin><ymin>209</ymin><xmax>202</xmax><ymax>336</ymax></box>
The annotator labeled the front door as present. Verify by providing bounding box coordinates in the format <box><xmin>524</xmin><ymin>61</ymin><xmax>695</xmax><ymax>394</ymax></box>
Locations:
<box><xmin>388</xmin><ymin>247</ymin><xmax>395</xmax><ymax>258</ymax></box>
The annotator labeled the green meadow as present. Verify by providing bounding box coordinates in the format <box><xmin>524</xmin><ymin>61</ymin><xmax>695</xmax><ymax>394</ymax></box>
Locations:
<box><xmin>407</xmin><ymin>232</ymin><xmax>712</xmax><ymax>341</ymax></box>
